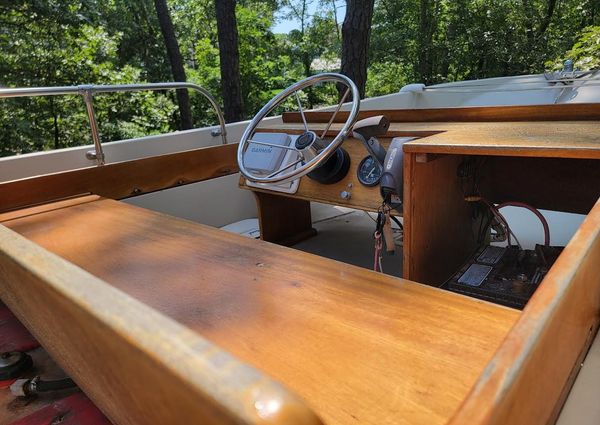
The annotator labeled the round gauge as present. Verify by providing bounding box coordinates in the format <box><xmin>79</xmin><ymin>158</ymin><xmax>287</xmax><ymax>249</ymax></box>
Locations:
<box><xmin>357</xmin><ymin>156</ymin><xmax>382</xmax><ymax>187</ymax></box>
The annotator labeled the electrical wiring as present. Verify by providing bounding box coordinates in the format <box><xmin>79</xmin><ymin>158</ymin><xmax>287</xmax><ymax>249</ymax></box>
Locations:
<box><xmin>364</xmin><ymin>211</ymin><xmax>403</xmax><ymax>229</ymax></box>
<box><xmin>496</xmin><ymin>201</ymin><xmax>550</xmax><ymax>246</ymax></box>
<box><xmin>466</xmin><ymin>197</ymin><xmax>524</xmax><ymax>248</ymax></box>
<box><xmin>480</xmin><ymin>199</ymin><xmax>514</xmax><ymax>247</ymax></box>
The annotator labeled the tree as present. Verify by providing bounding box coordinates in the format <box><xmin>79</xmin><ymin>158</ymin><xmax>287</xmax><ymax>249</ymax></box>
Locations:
<box><xmin>417</xmin><ymin>0</ymin><xmax>436</xmax><ymax>83</ymax></box>
<box><xmin>215</xmin><ymin>0</ymin><xmax>245</xmax><ymax>122</ymax></box>
<box><xmin>1</xmin><ymin>0</ymin><xmax>598</xmax><ymax>159</ymax></box>
<box><xmin>340</xmin><ymin>0</ymin><xmax>375</xmax><ymax>98</ymax></box>
<box><xmin>154</xmin><ymin>0</ymin><xmax>193</xmax><ymax>130</ymax></box>
<box><xmin>548</xmin><ymin>26</ymin><xmax>600</xmax><ymax>71</ymax></box>
<box><xmin>282</xmin><ymin>0</ymin><xmax>314</xmax><ymax>78</ymax></box>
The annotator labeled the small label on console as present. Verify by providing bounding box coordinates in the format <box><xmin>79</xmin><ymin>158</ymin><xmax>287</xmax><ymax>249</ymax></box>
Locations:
<box><xmin>458</xmin><ymin>264</ymin><xmax>493</xmax><ymax>287</ymax></box>
<box><xmin>477</xmin><ymin>246</ymin><xmax>506</xmax><ymax>265</ymax></box>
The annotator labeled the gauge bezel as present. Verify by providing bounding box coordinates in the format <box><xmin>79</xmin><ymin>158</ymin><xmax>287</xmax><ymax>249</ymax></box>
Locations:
<box><xmin>356</xmin><ymin>155</ymin><xmax>382</xmax><ymax>187</ymax></box>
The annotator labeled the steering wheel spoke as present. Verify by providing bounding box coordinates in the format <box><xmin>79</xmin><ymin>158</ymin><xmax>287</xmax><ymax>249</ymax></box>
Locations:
<box><xmin>238</xmin><ymin>73</ymin><xmax>360</xmax><ymax>184</ymax></box>
<box><xmin>267</xmin><ymin>158</ymin><xmax>303</xmax><ymax>178</ymax></box>
<box><xmin>294</xmin><ymin>91</ymin><xmax>310</xmax><ymax>133</ymax></box>
<box><xmin>321</xmin><ymin>87</ymin><xmax>350</xmax><ymax>139</ymax></box>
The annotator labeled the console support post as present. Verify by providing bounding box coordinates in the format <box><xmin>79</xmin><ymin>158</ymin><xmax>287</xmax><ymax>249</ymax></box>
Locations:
<box><xmin>253</xmin><ymin>192</ymin><xmax>317</xmax><ymax>246</ymax></box>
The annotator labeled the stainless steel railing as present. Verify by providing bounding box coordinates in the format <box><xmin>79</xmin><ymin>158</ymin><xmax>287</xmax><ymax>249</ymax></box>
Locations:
<box><xmin>0</xmin><ymin>82</ymin><xmax>228</xmax><ymax>165</ymax></box>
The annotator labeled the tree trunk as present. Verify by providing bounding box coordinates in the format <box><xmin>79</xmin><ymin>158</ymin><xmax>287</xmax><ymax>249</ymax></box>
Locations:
<box><xmin>153</xmin><ymin>0</ymin><xmax>193</xmax><ymax>130</ymax></box>
<box><xmin>330</xmin><ymin>0</ymin><xmax>340</xmax><ymax>41</ymax></box>
<box><xmin>418</xmin><ymin>0</ymin><xmax>435</xmax><ymax>84</ymax></box>
<box><xmin>340</xmin><ymin>0</ymin><xmax>375</xmax><ymax>99</ymax></box>
<box><xmin>215</xmin><ymin>0</ymin><xmax>245</xmax><ymax>123</ymax></box>
<box><xmin>536</xmin><ymin>0</ymin><xmax>558</xmax><ymax>38</ymax></box>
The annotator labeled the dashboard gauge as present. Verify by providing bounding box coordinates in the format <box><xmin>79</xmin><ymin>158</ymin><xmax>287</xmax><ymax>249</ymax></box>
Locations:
<box><xmin>357</xmin><ymin>156</ymin><xmax>382</xmax><ymax>187</ymax></box>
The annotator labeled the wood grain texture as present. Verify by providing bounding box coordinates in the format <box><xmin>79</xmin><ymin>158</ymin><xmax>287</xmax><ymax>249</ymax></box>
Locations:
<box><xmin>486</xmin><ymin>157</ymin><xmax>600</xmax><ymax>214</ymax></box>
<box><xmin>0</xmin><ymin>222</ymin><xmax>323</xmax><ymax>425</ymax></box>
<box><xmin>403</xmin><ymin>153</ymin><xmax>478</xmax><ymax>284</ymax></box>
<box><xmin>402</xmin><ymin>121</ymin><xmax>600</xmax><ymax>159</ymax></box>
<box><xmin>262</xmin><ymin>121</ymin><xmax>600</xmax><ymax>160</ymax></box>
<box><xmin>241</xmin><ymin>137</ymin><xmax>399</xmax><ymax>213</ymax></box>
<box><xmin>0</xmin><ymin>143</ymin><xmax>238</xmax><ymax>214</ymax></box>
<box><xmin>254</xmin><ymin>191</ymin><xmax>317</xmax><ymax>245</ymax></box>
<box><xmin>449</xmin><ymin>198</ymin><xmax>600</xmax><ymax>425</ymax></box>
<box><xmin>282</xmin><ymin>103</ymin><xmax>600</xmax><ymax>123</ymax></box>
<box><xmin>2</xmin><ymin>198</ymin><xmax>519</xmax><ymax>425</ymax></box>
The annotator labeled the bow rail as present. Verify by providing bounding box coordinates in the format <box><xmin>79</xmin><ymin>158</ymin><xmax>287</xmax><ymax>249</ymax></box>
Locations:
<box><xmin>0</xmin><ymin>82</ymin><xmax>228</xmax><ymax>165</ymax></box>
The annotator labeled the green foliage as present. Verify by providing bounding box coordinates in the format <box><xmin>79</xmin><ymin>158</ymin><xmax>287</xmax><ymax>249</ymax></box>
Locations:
<box><xmin>0</xmin><ymin>1</ymin><xmax>177</xmax><ymax>156</ymax></box>
<box><xmin>547</xmin><ymin>26</ymin><xmax>600</xmax><ymax>71</ymax></box>
<box><xmin>0</xmin><ymin>0</ymin><xmax>598</xmax><ymax>158</ymax></box>
<box><xmin>370</xmin><ymin>0</ymin><xmax>598</xmax><ymax>85</ymax></box>
<box><xmin>366</xmin><ymin>62</ymin><xmax>412</xmax><ymax>97</ymax></box>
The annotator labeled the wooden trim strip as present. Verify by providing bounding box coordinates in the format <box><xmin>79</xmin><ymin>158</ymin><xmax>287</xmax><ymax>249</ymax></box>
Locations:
<box><xmin>282</xmin><ymin>103</ymin><xmax>600</xmax><ymax>123</ymax></box>
<box><xmin>256</xmin><ymin>127</ymin><xmax>441</xmax><ymax>138</ymax></box>
<box><xmin>0</xmin><ymin>195</ymin><xmax>101</xmax><ymax>223</ymax></box>
<box><xmin>0</xmin><ymin>143</ymin><xmax>239</xmax><ymax>214</ymax></box>
<box><xmin>0</xmin><ymin>224</ymin><xmax>323</xmax><ymax>425</ymax></box>
<box><xmin>402</xmin><ymin>143</ymin><xmax>600</xmax><ymax>160</ymax></box>
<box><xmin>448</xmin><ymin>198</ymin><xmax>600</xmax><ymax>425</ymax></box>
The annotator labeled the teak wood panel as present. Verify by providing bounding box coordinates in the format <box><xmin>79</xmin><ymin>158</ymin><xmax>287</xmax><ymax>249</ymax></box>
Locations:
<box><xmin>402</xmin><ymin>121</ymin><xmax>600</xmax><ymax>159</ymax></box>
<box><xmin>485</xmin><ymin>156</ymin><xmax>600</xmax><ymax>215</ymax></box>
<box><xmin>263</xmin><ymin>121</ymin><xmax>600</xmax><ymax>160</ymax></box>
<box><xmin>241</xmin><ymin>137</ymin><xmax>399</xmax><ymax>213</ymax></box>
<box><xmin>253</xmin><ymin>191</ymin><xmax>317</xmax><ymax>245</ymax></box>
<box><xmin>1</xmin><ymin>198</ymin><xmax>519</xmax><ymax>425</ymax></box>
<box><xmin>282</xmin><ymin>103</ymin><xmax>600</xmax><ymax>123</ymax></box>
<box><xmin>0</xmin><ymin>222</ymin><xmax>322</xmax><ymax>425</ymax></box>
<box><xmin>0</xmin><ymin>143</ymin><xmax>238</xmax><ymax>214</ymax></box>
<box><xmin>403</xmin><ymin>152</ymin><xmax>478</xmax><ymax>285</ymax></box>
<box><xmin>449</xmin><ymin>199</ymin><xmax>600</xmax><ymax>425</ymax></box>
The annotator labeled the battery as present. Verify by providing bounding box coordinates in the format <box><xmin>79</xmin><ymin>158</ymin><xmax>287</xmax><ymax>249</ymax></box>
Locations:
<box><xmin>445</xmin><ymin>244</ymin><xmax>563</xmax><ymax>309</ymax></box>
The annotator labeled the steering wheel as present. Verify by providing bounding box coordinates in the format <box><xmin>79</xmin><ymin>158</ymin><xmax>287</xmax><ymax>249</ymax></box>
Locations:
<box><xmin>237</xmin><ymin>73</ymin><xmax>360</xmax><ymax>184</ymax></box>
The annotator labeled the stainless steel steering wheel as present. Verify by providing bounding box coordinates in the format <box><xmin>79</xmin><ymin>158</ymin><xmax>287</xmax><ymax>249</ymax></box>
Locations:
<box><xmin>237</xmin><ymin>73</ymin><xmax>360</xmax><ymax>184</ymax></box>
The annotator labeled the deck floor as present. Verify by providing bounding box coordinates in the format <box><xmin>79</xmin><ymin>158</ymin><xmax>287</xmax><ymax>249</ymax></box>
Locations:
<box><xmin>294</xmin><ymin>203</ymin><xmax>403</xmax><ymax>278</ymax></box>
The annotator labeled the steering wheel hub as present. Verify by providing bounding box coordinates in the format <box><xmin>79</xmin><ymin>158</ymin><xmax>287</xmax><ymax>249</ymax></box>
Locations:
<box><xmin>295</xmin><ymin>131</ymin><xmax>318</xmax><ymax>150</ymax></box>
<box><xmin>295</xmin><ymin>131</ymin><xmax>325</xmax><ymax>163</ymax></box>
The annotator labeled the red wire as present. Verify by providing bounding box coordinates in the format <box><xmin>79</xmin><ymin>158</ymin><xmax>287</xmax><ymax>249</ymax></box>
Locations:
<box><xmin>496</xmin><ymin>201</ymin><xmax>551</xmax><ymax>246</ymax></box>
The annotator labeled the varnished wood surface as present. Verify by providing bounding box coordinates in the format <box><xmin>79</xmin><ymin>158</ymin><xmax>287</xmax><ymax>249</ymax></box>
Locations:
<box><xmin>2</xmin><ymin>198</ymin><xmax>520</xmax><ymax>425</ymax></box>
<box><xmin>402</xmin><ymin>121</ymin><xmax>600</xmax><ymax>159</ymax></box>
<box><xmin>0</xmin><ymin>219</ymin><xmax>322</xmax><ymax>425</ymax></box>
<box><xmin>261</xmin><ymin>121</ymin><xmax>600</xmax><ymax>159</ymax></box>
<box><xmin>282</xmin><ymin>103</ymin><xmax>600</xmax><ymax>123</ymax></box>
<box><xmin>449</xmin><ymin>199</ymin><xmax>600</xmax><ymax>425</ymax></box>
<box><xmin>254</xmin><ymin>192</ymin><xmax>317</xmax><ymax>245</ymax></box>
<box><xmin>0</xmin><ymin>143</ymin><xmax>238</xmax><ymax>214</ymax></box>
<box><xmin>402</xmin><ymin>153</ymin><xmax>477</xmax><ymax>284</ymax></box>
<box><xmin>486</xmin><ymin>157</ymin><xmax>600</xmax><ymax>214</ymax></box>
<box><xmin>241</xmin><ymin>137</ymin><xmax>400</xmax><ymax>213</ymax></box>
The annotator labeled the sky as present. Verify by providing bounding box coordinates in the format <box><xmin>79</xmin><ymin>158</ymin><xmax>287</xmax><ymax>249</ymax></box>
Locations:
<box><xmin>271</xmin><ymin>1</ymin><xmax>346</xmax><ymax>34</ymax></box>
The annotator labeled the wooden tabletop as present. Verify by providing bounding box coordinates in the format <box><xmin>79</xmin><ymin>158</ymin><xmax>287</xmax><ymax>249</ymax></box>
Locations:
<box><xmin>1</xmin><ymin>198</ymin><xmax>519</xmax><ymax>425</ymax></box>
<box><xmin>260</xmin><ymin>121</ymin><xmax>600</xmax><ymax>159</ymax></box>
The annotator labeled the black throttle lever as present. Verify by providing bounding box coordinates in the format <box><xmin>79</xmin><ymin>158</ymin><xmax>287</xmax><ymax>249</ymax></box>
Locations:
<box><xmin>352</xmin><ymin>115</ymin><xmax>390</xmax><ymax>166</ymax></box>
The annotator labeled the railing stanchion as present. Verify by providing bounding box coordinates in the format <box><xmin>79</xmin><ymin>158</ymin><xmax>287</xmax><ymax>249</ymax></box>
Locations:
<box><xmin>79</xmin><ymin>86</ymin><xmax>105</xmax><ymax>165</ymax></box>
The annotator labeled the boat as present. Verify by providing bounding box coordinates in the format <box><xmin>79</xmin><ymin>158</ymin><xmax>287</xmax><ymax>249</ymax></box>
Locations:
<box><xmin>0</xmin><ymin>68</ymin><xmax>599</xmax><ymax>425</ymax></box>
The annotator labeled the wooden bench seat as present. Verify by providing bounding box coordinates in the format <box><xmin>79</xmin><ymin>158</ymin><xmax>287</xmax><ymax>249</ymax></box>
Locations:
<box><xmin>1</xmin><ymin>197</ymin><xmax>519</xmax><ymax>425</ymax></box>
